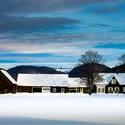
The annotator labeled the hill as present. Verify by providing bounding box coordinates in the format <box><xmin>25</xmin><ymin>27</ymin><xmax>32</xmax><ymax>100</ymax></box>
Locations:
<box><xmin>69</xmin><ymin>63</ymin><xmax>112</xmax><ymax>77</ymax></box>
<box><xmin>8</xmin><ymin>65</ymin><xmax>65</xmax><ymax>80</ymax></box>
<box><xmin>112</xmin><ymin>64</ymin><xmax>125</xmax><ymax>73</ymax></box>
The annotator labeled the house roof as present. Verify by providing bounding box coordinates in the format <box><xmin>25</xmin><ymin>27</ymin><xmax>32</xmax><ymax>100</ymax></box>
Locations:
<box><xmin>112</xmin><ymin>73</ymin><xmax>125</xmax><ymax>85</ymax></box>
<box><xmin>0</xmin><ymin>70</ymin><xmax>17</xmax><ymax>84</ymax></box>
<box><xmin>17</xmin><ymin>74</ymin><xmax>69</xmax><ymax>87</ymax></box>
<box><xmin>95</xmin><ymin>73</ymin><xmax>125</xmax><ymax>85</ymax></box>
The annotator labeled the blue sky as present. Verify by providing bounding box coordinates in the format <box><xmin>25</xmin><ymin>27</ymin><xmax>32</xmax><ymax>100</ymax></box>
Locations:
<box><xmin>0</xmin><ymin>0</ymin><xmax>125</xmax><ymax>67</ymax></box>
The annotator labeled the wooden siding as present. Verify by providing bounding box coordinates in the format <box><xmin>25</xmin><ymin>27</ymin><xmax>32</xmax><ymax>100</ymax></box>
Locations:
<box><xmin>0</xmin><ymin>71</ymin><xmax>16</xmax><ymax>93</ymax></box>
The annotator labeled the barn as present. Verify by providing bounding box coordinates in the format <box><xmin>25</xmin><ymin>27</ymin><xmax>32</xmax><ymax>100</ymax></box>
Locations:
<box><xmin>17</xmin><ymin>74</ymin><xmax>91</xmax><ymax>93</ymax></box>
<box><xmin>0</xmin><ymin>69</ymin><xmax>16</xmax><ymax>93</ymax></box>
<box><xmin>17</xmin><ymin>74</ymin><xmax>69</xmax><ymax>93</ymax></box>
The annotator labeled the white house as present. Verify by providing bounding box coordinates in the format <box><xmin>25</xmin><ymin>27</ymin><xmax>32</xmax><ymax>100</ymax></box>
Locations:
<box><xmin>95</xmin><ymin>73</ymin><xmax>125</xmax><ymax>93</ymax></box>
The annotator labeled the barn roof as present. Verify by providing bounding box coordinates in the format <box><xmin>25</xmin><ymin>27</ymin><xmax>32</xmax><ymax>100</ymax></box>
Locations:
<box><xmin>17</xmin><ymin>73</ymin><xmax>125</xmax><ymax>87</ymax></box>
<box><xmin>95</xmin><ymin>73</ymin><xmax>125</xmax><ymax>85</ymax></box>
<box><xmin>0</xmin><ymin>70</ymin><xmax>17</xmax><ymax>84</ymax></box>
<box><xmin>68</xmin><ymin>78</ymin><xmax>86</xmax><ymax>87</ymax></box>
<box><xmin>17</xmin><ymin>74</ymin><xmax>69</xmax><ymax>87</ymax></box>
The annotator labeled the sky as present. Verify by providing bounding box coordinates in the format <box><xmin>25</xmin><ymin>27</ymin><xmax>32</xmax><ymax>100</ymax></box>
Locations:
<box><xmin>0</xmin><ymin>0</ymin><xmax>125</xmax><ymax>68</ymax></box>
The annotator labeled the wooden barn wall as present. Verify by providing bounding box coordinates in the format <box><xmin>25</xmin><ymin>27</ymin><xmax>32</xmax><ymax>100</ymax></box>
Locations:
<box><xmin>17</xmin><ymin>86</ymin><xmax>32</xmax><ymax>93</ymax></box>
<box><xmin>0</xmin><ymin>72</ymin><xmax>16</xmax><ymax>93</ymax></box>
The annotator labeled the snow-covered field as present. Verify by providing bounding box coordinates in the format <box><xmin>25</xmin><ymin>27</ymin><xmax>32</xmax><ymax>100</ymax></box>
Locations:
<box><xmin>0</xmin><ymin>93</ymin><xmax>125</xmax><ymax>125</ymax></box>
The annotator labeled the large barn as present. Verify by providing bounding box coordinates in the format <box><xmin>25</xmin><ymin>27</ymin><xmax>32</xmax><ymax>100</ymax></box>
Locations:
<box><xmin>17</xmin><ymin>74</ymin><xmax>69</xmax><ymax>93</ymax></box>
<box><xmin>17</xmin><ymin>74</ymin><xmax>87</xmax><ymax>93</ymax></box>
<box><xmin>0</xmin><ymin>69</ymin><xmax>17</xmax><ymax>93</ymax></box>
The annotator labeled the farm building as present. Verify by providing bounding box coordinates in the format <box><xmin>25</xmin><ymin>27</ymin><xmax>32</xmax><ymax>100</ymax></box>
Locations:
<box><xmin>0</xmin><ymin>69</ymin><xmax>16</xmax><ymax>93</ymax></box>
<box><xmin>95</xmin><ymin>73</ymin><xmax>125</xmax><ymax>93</ymax></box>
<box><xmin>17</xmin><ymin>74</ymin><xmax>87</xmax><ymax>93</ymax></box>
<box><xmin>16</xmin><ymin>73</ymin><xmax>125</xmax><ymax>94</ymax></box>
<box><xmin>1</xmin><ymin>70</ymin><xmax>125</xmax><ymax>94</ymax></box>
<box><xmin>17</xmin><ymin>74</ymin><xmax>69</xmax><ymax>93</ymax></box>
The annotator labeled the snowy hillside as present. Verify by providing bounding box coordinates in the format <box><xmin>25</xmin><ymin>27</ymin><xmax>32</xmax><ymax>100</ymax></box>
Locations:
<box><xmin>0</xmin><ymin>94</ymin><xmax>125</xmax><ymax>125</ymax></box>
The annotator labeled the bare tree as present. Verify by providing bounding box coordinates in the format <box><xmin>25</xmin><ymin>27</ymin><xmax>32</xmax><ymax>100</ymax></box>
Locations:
<box><xmin>79</xmin><ymin>50</ymin><xmax>103</xmax><ymax>95</ymax></box>
<box><xmin>119</xmin><ymin>54</ymin><xmax>125</xmax><ymax>64</ymax></box>
<box><xmin>80</xmin><ymin>51</ymin><xmax>102</xmax><ymax>64</ymax></box>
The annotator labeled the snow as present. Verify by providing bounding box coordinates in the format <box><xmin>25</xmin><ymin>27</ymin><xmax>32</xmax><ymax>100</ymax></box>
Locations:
<box><xmin>0</xmin><ymin>93</ymin><xmax>125</xmax><ymax>125</ymax></box>
<box><xmin>68</xmin><ymin>78</ymin><xmax>86</xmax><ymax>87</ymax></box>
<box><xmin>112</xmin><ymin>73</ymin><xmax>125</xmax><ymax>85</ymax></box>
<box><xmin>17</xmin><ymin>74</ymin><xmax>88</xmax><ymax>87</ymax></box>
<box><xmin>95</xmin><ymin>73</ymin><xmax>125</xmax><ymax>85</ymax></box>
<box><xmin>17</xmin><ymin>74</ymin><xmax>69</xmax><ymax>86</ymax></box>
<box><xmin>1</xmin><ymin>70</ymin><xmax>16</xmax><ymax>84</ymax></box>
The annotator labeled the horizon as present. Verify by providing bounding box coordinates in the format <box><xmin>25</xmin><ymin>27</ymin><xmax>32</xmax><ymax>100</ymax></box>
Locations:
<box><xmin>0</xmin><ymin>0</ymin><xmax>125</xmax><ymax>67</ymax></box>
<box><xmin>0</xmin><ymin>62</ymin><xmax>121</xmax><ymax>70</ymax></box>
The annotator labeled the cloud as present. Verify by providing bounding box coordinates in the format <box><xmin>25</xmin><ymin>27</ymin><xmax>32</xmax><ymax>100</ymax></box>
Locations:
<box><xmin>0</xmin><ymin>0</ymin><xmax>122</xmax><ymax>16</ymax></box>
<box><xmin>0</xmin><ymin>14</ymin><xmax>80</xmax><ymax>33</ymax></box>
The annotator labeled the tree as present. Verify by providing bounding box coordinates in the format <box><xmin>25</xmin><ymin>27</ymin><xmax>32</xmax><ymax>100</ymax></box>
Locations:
<box><xmin>79</xmin><ymin>50</ymin><xmax>103</xmax><ymax>95</ymax></box>
<box><xmin>79</xmin><ymin>51</ymin><xmax>102</xmax><ymax>64</ymax></box>
<box><xmin>119</xmin><ymin>54</ymin><xmax>125</xmax><ymax>64</ymax></box>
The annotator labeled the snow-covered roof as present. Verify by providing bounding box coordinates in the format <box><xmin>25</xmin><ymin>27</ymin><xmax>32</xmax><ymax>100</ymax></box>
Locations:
<box><xmin>17</xmin><ymin>74</ymin><xmax>69</xmax><ymax>87</ymax></box>
<box><xmin>112</xmin><ymin>73</ymin><xmax>125</xmax><ymax>85</ymax></box>
<box><xmin>0</xmin><ymin>70</ymin><xmax>17</xmax><ymax>84</ymax></box>
<box><xmin>95</xmin><ymin>73</ymin><xmax>125</xmax><ymax>85</ymax></box>
<box><xmin>68</xmin><ymin>78</ymin><xmax>86</xmax><ymax>87</ymax></box>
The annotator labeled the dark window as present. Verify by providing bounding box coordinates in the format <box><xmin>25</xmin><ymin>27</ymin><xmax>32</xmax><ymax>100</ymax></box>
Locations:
<box><xmin>114</xmin><ymin>87</ymin><xmax>119</xmax><ymax>93</ymax></box>
<box><xmin>108</xmin><ymin>87</ymin><xmax>113</xmax><ymax>93</ymax></box>
<box><xmin>61</xmin><ymin>88</ymin><xmax>65</xmax><ymax>93</ymax></box>
<box><xmin>33</xmin><ymin>88</ymin><xmax>42</xmax><ymax>93</ymax></box>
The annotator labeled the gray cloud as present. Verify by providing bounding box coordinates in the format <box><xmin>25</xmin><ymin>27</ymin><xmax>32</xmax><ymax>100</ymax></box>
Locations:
<box><xmin>0</xmin><ymin>0</ymin><xmax>121</xmax><ymax>15</ymax></box>
<box><xmin>0</xmin><ymin>14</ymin><xmax>80</xmax><ymax>33</ymax></box>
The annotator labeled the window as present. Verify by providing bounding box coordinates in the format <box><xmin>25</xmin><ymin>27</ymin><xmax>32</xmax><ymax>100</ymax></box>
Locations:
<box><xmin>123</xmin><ymin>87</ymin><xmax>125</xmax><ymax>92</ymax></box>
<box><xmin>102</xmin><ymin>88</ymin><xmax>105</xmax><ymax>93</ymax></box>
<box><xmin>112</xmin><ymin>79</ymin><xmax>116</xmax><ymax>84</ymax></box>
<box><xmin>98</xmin><ymin>88</ymin><xmax>101</xmax><ymax>93</ymax></box>
<box><xmin>97</xmin><ymin>87</ymin><xmax>105</xmax><ymax>93</ymax></box>
<box><xmin>42</xmin><ymin>87</ymin><xmax>50</xmax><ymax>93</ymax></box>
<box><xmin>108</xmin><ymin>87</ymin><xmax>113</xmax><ymax>93</ymax></box>
<box><xmin>114</xmin><ymin>87</ymin><xmax>120</xmax><ymax>93</ymax></box>
<box><xmin>61</xmin><ymin>88</ymin><xmax>65</xmax><ymax>93</ymax></box>
<box><xmin>53</xmin><ymin>88</ymin><xmax>57</xmax><ymax>93</ymax></box>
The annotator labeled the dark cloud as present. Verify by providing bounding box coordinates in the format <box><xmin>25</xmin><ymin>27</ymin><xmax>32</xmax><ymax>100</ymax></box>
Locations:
<box><xmin>0</xmin><ymin>14</ymin><xmax>80</xmax><ymax>33</ymax></box>
<box><xmin>90</xmin><ymin>24</ymin><xmax>111</xmax><ymax>28</ymax></box>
